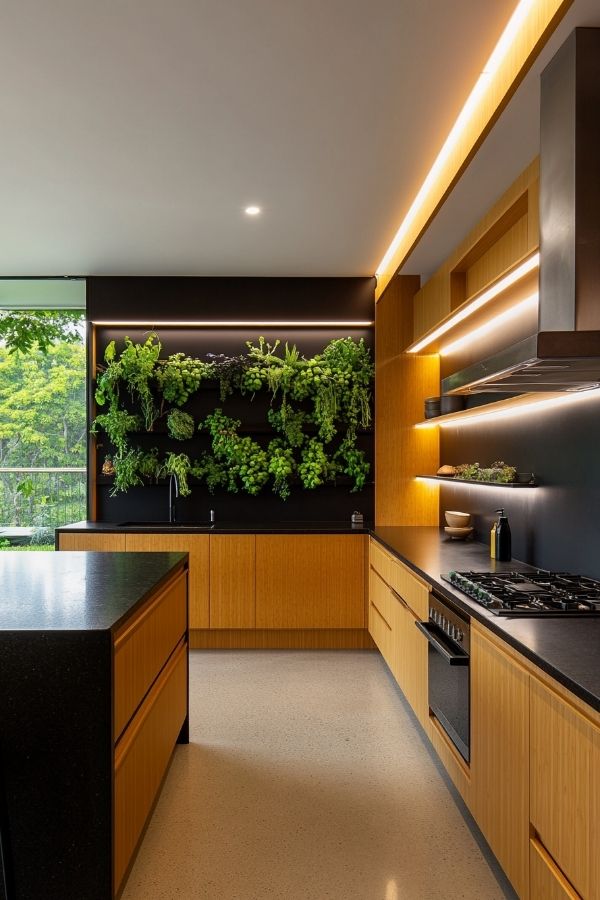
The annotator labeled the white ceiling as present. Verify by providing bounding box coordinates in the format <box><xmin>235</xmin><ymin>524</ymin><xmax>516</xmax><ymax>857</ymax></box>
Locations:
<box><xmin>0</xmin><ymin>0</ymin><xmax>519</xmax><ymax>278</ymax></box>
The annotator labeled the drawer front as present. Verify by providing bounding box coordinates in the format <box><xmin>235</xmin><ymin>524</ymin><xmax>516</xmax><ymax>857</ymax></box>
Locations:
<box><xmin>530</xmin><ymin>837</ymin><xmax>582</xmax><ymax>900</ymax></box>
<box><xmin>369</xmin><ymin>538</ymin><xmax>392</xmax><ymax>585</ymax></box>
<box><xmin>369</xmin><ymin>538</ymin><xmax>429</xmax><ymax>620</ymax></box>
<box><xmin>368</xmin><ymin>568</ymin><xmax>394</xmax><ymax>665</ymax></box>
<box><xmin>114</xmin><ymin>639</ymin><xmax>187</xmax><ymax>895</ymax></box>
<box><xmin>58</xmin><ymin>532</ymin><xmax>126</xmax><ymax>551</ymax></box>
<box><xmin>114</xmin><ymin>570</ymin><xmax>187</xmax><ymax>740</ymax></box>
<box><xmin>388</xmin><ymin>557</ymin><xmax>429</xmax><ymax>621</ymax></box>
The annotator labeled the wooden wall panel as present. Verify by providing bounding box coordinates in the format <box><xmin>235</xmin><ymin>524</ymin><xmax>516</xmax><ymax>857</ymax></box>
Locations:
<box><xmin>124</xmin><ymin>533</ymin><xmax>209</xmax><ymax>629</ymax></box>
<box><xmin>375</xmin><ymin>275</ymin><xmax>439</xmax><ymax>525</ymax></box>
<box><xmin>465</xmin><ymin>215</ymin><xmax>529</xmax><ymax>298</ymax></box>
<box><xmin>209</xmin><ymin>534</ymin><xmax>255</xmax><ymax>629</ymax></box>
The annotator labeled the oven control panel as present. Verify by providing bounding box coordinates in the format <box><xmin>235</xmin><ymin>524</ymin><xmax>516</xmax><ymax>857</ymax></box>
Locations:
<box><xmin>428</xmin><ymin>593</ymin><xmax>470</xmax><ymax>653</ymax></box>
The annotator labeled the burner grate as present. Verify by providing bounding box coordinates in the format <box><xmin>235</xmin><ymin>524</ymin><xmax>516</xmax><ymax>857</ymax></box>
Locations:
<box><xmin>442</xmin><ymin>569</ymin><xmax>600</xmax><ymax>616</ymax></box>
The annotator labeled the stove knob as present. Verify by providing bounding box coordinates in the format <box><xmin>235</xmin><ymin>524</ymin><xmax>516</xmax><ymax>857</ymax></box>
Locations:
<box><xmin>429</xmin><ymin>606</ymin><xmax>435</xmax><ymax>620</ymax></box>
<box><xmin>450</xmin><ymin>625</ymin><xmax>458</xmax><ymax>640</ymax></box>
<box><xmin>456</xmin><ymin>629</ymin><xmax>464</xmax><ymax>643</ymax></box>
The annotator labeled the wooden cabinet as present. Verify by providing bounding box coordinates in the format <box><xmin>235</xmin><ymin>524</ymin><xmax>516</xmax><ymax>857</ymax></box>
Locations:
<box><xmin>470</xmin><ymin>625</ymin><xmax>530</xmax><ymax>899</ymax></box>
<box><xmin>368</xmin><ymin>538</ymin><xmax>429</xmax><ymax>729</ymax></box>
<box><xmin>124</xmin><ymin>532</ymin><xmax>210</xmax><ymax>629</ymax></box>
<box><xmin>57</xmin><ymin>531</ymin><xmax>126</xmax><ymax>551</ymax></box>
<box><xmin>255</xmin><ymin>534</ymin><xmax>365</xmax><ymax>629</ymax></box>
<box><xmin>530</xmin><ymin>678</ymin><xmax>600</xmax><ymax>900</ymax></box>
<box><xmin>210</xmin><ymin>534</ymin><xmax>256</xmax><ymax>628</ymax></box>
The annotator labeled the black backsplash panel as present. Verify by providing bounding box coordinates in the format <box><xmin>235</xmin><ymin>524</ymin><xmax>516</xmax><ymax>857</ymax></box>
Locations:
<box><xmin>440</xmin><ymin>391</ymin><xmax>600</xmax><ymax>577</ymax></box>
<box><xmin>88</xmin><ymin>277</ymin><xmax>375</xmax><ymax>525</ymax></box>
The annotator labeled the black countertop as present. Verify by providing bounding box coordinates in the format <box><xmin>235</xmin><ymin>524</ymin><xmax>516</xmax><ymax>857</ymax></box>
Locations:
<box><xmin>0</xmin><ymin>551</ymin><xmax>187</xmax><ymax>631</ymax></box>
<box><xmin>56</xmin><ymin>520</ymin><xmax>368</xmax><ymax>535</ymax></box>
<box><xmin>371</xmin><ymin>526</ymin><xmax>600</xmax><ymax>715</ymax></box>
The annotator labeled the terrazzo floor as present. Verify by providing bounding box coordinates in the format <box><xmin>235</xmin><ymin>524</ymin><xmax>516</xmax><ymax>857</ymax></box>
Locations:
<box><xmin>122</xmin><ymin>650</ymin><xmax>515</xmax><ymax>900</ymax></box>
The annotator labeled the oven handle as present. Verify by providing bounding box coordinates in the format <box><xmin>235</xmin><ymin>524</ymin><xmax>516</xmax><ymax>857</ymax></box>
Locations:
<box><xmin>415</xmin><ymin>620</ymin><xmax>469</xmax><ymax>666</ymax></box>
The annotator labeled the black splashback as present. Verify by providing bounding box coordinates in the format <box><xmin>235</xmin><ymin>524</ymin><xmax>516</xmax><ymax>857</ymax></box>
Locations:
<box><xmin>440</xmin><ymin>391</ymin><xmax>600</xmax><ymax>577</ymax></box>
<box><xmin>87</xmin><ymin>277</ymin><xmax>375</xmax><ymax>524</ymax></box>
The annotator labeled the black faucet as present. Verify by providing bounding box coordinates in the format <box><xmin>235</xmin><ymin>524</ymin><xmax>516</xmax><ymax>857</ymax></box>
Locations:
<box><xmin>168</xmin><ymin>472</ymin><xmax>179</xmax><ymax>524</ymax></box>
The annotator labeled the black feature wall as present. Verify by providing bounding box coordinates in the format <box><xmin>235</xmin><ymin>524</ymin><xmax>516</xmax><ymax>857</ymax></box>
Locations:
<box><xmin>87</xmin><ymin>277</ymin><xmax>375</xmax><ymax>525</ymax></box>
<box><xmin>439</xmin><ymin>390</ymin><xmax>600</xmax><ymax>577</ymax></box>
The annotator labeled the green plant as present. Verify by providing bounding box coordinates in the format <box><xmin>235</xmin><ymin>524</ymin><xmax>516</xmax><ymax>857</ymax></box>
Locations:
<box><xmin>92</xmin><ymin>409</ymin><xmax>142</xmax><ymax>454</ymax></box>
<box><xmin>111</xmin><ymin>448</ymin><xmax>145</xmax><ymax>494</ymax></box>
<box><xmin>0</xmin><ymin>309</ymin><xmax>84</xmax><ymax>354</ymax></box>
<box><xmin>161</xmin><ymin>452</ymin><xmax>193</xmax><ymax>497</ymax></box>
<box><xmin>267</xmin><ymin>439</ymin><xmax>296</xmax><ymax>499</ymax></box>
<box><xmin>298</xmin><ymin>438</ymin><xmax>338</xmax><ymax>489</ymax></box>
<box><xmin>267</xmin><ymin>404</ymin><xmax>308</xmax><ymax>448</ymax></box>
<box><xmin>167</xmin><ymin>409</ymin><xmax>195</xmax><ymax>440</ymax></box>
<box><xmin>335</xmin><ymin>437</ymin><xmax>370</xmax><ymax>492</ymax></box>
<box><xmin>454</xmin><ymin>460</ymin><xmax>517</xmax><ymax>484</ymax></box>
<box><xmin>201</xmin><ymin>410</ymin><xmax>268</xmax><ymax>495</ymax></box>
<box><xmin>206</xmin><ymin>352</ymin><xmax>248</xmax><ymax>401</ymax></box>
<box><xmin>156</xmin><ymin>353</ymin><xmax>212</xmax><ymax>406</ymax></box>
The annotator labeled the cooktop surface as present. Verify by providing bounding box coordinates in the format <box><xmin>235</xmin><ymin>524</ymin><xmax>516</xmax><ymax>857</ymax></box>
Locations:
<box><xmin>443</xmin><ymin>570</ymin><xmax>600</xmax><ymax>616</ymax></box>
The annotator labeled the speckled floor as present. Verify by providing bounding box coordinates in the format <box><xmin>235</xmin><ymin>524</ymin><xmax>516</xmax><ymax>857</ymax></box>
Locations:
<box><xmin>122</xmin><ymin>651</ymin><xmax>514</xmax><ymax>900</ymax></box>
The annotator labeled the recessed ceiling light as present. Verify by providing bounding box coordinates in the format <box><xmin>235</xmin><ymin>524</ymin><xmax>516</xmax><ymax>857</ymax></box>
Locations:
<box><xmin>244</xmin><ymin>206</ymin><xmax>261</xmax><ymax>216</ymax></box>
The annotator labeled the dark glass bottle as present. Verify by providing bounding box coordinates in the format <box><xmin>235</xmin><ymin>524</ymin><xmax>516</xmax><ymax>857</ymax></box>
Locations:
<box><xmin>495</xmin><ymin>508</ymin><xmax>511</xmax><ymax>562</ymax></box>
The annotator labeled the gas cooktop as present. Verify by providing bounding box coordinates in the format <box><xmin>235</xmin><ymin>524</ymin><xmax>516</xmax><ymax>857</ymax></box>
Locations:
<box><xmin>442</xmin><ymin>570</ymin><xmax>600</xmax><ymax>616</ymax></box>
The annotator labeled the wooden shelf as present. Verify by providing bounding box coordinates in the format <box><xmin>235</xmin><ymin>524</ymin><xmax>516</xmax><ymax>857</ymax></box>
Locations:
<box><xmin>415</xmin><ymin>391</ymin><xmax>566</xmax><ymax>427</ymax></box>
<box><xmin>417</xmin><ymin>475</ymin><xmax>537</xmax><ymax>488</ymax></box>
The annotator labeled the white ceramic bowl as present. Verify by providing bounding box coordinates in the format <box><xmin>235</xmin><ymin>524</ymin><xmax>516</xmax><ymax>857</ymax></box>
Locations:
<box><xmin>444</xmin><ymin>526</ymin><xmax>474</xmax><ymax>540</ymax></box>
<box><xmin>444</xmin><ymin>510</ymin><xmax>471</xmax><ymax>527</ymax></box>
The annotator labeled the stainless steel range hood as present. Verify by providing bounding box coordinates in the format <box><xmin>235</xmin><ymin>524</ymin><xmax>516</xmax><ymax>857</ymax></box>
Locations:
<box><xmin>442</xmin><ymin>28</ymin><xmax>600</xmax><ymax>396</ymax></box>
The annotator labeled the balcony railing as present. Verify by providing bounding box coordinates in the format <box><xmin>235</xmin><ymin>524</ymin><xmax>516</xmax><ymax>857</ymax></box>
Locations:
<box><xmin>0</xmin><ymin>467</ymin><xmax>86</xmax><ymax>530</ymax></box>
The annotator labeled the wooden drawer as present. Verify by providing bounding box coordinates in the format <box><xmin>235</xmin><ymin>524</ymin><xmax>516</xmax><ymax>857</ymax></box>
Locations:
<box><xmin>114</xmin><ymin>570</ymin><xmax>187</xmax><ymax>740</ymax></box>
<box><xmin>369</xmin><ymin>538</ymin><xmax>393</xmax><ymax>585</ymax></box>
<box><xmin>114</xmin><ymin>638</ymin><xmax>187</xmax><ymax>895</ymax></box>
<box><xmin>368</xmin><ymin>568</ymin><xmax>395</xmax><ymax>665</ymax></box>
<box><xmin>58</xmin><ymin>532</ymin><xmax>126</xmax><ymax>551</ymax></box>
<box><xmin>387</xmin><ymin>556</ymin><xmax>429</xmax><ymax>621</ymax></box>
<box><xmin>369</xmin><ymin>538</ymin><xmax>430</xmax><ymax>620</ymax></box>
<box><xmin>530</xmin><ymin>837</ymin><xmax>582</xmax><ymax>900</ymax></box>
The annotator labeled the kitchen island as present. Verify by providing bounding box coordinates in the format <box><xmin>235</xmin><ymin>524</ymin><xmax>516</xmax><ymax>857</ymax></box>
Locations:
<box><xmin>0</xmin><ymin>550</ymin><xmax>189</xmax><ymax>900</ymax></box>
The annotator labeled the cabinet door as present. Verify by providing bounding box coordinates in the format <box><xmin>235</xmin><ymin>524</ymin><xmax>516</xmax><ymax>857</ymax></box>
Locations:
<box><xmin>530</xmin><ymin>678</ymin><xmax>600</xmax><ymax>900</ymax></box>
<box><xmin>210</xmin><ymin>534</ymin><xmax>255</xmax><ymax>628</ymax></box>
<box><xmin>471</xmin><ymin>626</ymin><xmax>530</xmax><ymax>899</ymax></box>
<box><xmin>255</xmin><ymin>534</ymin><xmax>365</xmax><ymax>629</ymax></box>
<box><xmin>125</xmin><ymin>533</ymin><xmax>210</xmax><ymax>629</ymax></box>
<box><xmin>530</xmin><ymin>836</ymin><xmax>582</xmax><ymax>900</ymax></box>
<box><xmin>58</xmin><ymin>532</ymin><xmax>126</xmax><ymax>551</ymax></box>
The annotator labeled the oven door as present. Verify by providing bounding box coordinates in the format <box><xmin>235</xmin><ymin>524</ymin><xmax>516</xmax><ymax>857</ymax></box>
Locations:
<box><xmin>415</xmin><ymin>620</ymin><xmax>470</xmax><ymax>763</ymax></box>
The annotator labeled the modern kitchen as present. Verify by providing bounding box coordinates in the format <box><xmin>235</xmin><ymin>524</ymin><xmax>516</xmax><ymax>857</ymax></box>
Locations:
<box><xmin>1</xmin><ymin>1</ymin><xmax>600</xmax><ymax>899</ymax></box>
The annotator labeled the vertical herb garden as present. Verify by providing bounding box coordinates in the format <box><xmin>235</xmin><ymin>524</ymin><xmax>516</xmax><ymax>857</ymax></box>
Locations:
<box><xmin>92</xmin><ymin>333</ymin><xmax>374</xmax><ymax>501</ymax></box>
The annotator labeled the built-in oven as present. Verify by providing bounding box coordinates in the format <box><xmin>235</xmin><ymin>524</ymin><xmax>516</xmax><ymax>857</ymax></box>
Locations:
<box><xmin>416</xmin><ymin>592</ymin><xmax>470</xmax><ymax>763</ymax></box>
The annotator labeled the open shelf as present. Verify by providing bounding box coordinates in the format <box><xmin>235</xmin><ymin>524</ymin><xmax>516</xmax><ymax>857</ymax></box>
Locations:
<box><xmin>417</xmin><ymin>475</ymin><xmax>537</xmax><ymax>488</ymax></box>
<box><xmin>415</xmin><ymin>391</ymin><xmax>567</xmax><ymax>428</ymax></box>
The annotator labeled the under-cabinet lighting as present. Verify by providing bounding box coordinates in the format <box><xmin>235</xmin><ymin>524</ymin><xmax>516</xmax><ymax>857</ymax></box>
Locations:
<box><xmin>244</xmin><ymin>205</ymin><xmax>261</xmax><ymax>216</ymax></box>
<box><xmin>439</xmin><ymin>293</ymin><xmax>538</xmax><ymax>356</ymax></box>
<box><xmin>90</xmin><ymin>320</ymin><xmax>374</xmax><ymax>328</ymax></box>
<box><xmin>407</xmin><ymin>253</ymin><xmax>539</xmax><ymax>354</ymax></box>
<box><xmin>415</xmin><ymin>387</ymin><xmax>600</xmax><ymax>429</ymax></box>
<box><xmin>375</xmin><ymin>0</ymin><xmax>544</xmax><ymax>286</ymax></box>
<box><xmin>416</xmin><ymin>476</ymin><xmax>540</xmax><ymax>491</ymax></box>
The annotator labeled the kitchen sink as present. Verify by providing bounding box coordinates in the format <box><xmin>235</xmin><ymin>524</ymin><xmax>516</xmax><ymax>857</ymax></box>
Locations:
<box><xmin>118</xmin><ymin>521</ymin><xmax>215</xmax><ymax>529</ymax></box>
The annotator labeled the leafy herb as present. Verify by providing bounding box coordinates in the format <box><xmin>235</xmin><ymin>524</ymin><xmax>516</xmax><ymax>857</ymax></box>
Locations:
<box><xmin>167</xmin><ymin>409</ymin><xmax>195</xmax><ymax>441</ymax></box>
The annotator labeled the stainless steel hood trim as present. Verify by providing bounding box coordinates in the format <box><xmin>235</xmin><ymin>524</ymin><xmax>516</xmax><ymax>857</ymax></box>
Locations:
<box><xmin>442</xmin><ymin>332</ymin><xmax>600</xmax><ymax>394</ymax></box>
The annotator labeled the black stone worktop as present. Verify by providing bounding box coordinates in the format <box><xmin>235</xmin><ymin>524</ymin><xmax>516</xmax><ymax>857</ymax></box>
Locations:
<box><xmin>371</xmin><ymin>526</ymin><xmax>600</xmax><ymax>715</ymax></box>
<box><xmin>0</xmin><ymin>550</ymin><xmax>187</xmax><ymax>631</ymax></box>
<box><xmin>56</xmin><ymin>520</ymin><xmax>368</xmax><ymax>535</ymax></box>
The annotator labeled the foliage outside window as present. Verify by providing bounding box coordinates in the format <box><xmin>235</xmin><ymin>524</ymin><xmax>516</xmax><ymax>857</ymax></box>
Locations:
<box><xmin>93</xmin><ymin>333</ymin><xmax>374</xmax><ymax>499</ymax></box>
<box><xmin>0</xmin><ymin>310</ymin><xmax>86</xmax><ymax>534</ymax></box>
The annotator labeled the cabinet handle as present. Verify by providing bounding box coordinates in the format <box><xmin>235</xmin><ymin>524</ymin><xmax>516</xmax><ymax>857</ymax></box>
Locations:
<box><xmin>390</xmin><ymin>587</ymin><xmax>410</xmax><ymax>611</ymax></box>
<box><xmin>415</xmin><ymin>621</ymin><xmax>469</xmax><ymax>666</ymax></box>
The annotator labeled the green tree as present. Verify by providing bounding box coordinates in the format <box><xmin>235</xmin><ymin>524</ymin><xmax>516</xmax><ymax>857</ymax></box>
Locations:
<box><xmin>0</xmin><ymin>340</ymin><xmax>86</xmax><ymax>526</ymax></box>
